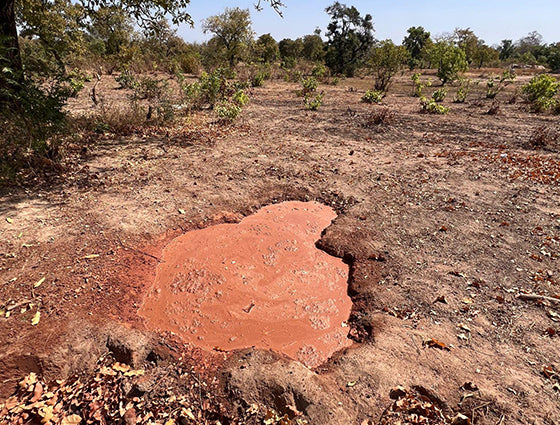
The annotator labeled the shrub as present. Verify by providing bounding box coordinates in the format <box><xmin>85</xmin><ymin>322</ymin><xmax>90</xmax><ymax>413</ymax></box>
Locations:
<box><xmin>420</xmin><ymin>96</ymin><xmax>449</xmax><ymax>114</ymax></box>
<box><xmin>130</xmin><ymin>77</ymin><xmax>175</xmax><ymax>122</ymax></box>
<box><xmin>522</xmin><ymin>74</ymin><xmax>560</xmax><ymax>112</ymax></box>
<box><xmin>214</xmin><ymin>102</ymin><xmax>242</xmax><ymax>122</ymax></box>
<box><xmin>298</xmin><ymin>76</ymin><xmax>318</xmax><ymax>97</ymax></box>
<box><xmin>179</xmin><ymin>68</ymin><xmax>234</xmax><ymax>109</ymax></box>
<box><xmin>330</xmin><ymin>76</ymin><xmax>340</xmax><ymax>86</ymax></box>
<box><xmin>304</xmin><ymin>91</ymin><xmax>324</xmax><ymax>110</ymax></box>
<box><xmin>454</xmin><ymin>77</ymin><xmax>473</xmax><ymax>103</ymax></box>
<box><xmin>115</xmin><ymin>70</ymin><xmax>137</xmax><ymax>89</ymax></box>
<box><xmin>311</xmin><ymin>63</ymin><xmax>328</xmax><ymax>79</ymax></box>
<box><xmin>486</xmin><ymin>70</ymin><xmax>516</xmax><ymax>99</ymax></box>
<box><xmin>233</xmin><ymin>89</ymin><xmax>249</xmax><ymax>107</ymax></box>
<box><xmin>67</xmin><ymin>68</ymin><xmax>89</xmax><ymax>97</ymax></box>
<box><xmin>429</xmin><ymin>42</ymin><xmax>468</xmax><ymax>85</ymax></box>
<box><xmin>411</xmin><ymin>73</ymin><xmax>431</xmax><ymax>97</ymax></box>
<box><xmin>432</xmin><ymin>88</ymin><xmax>447</xmax><ymax>102</ymax></box>
<box><xmin>362</xmin><ymin>89</ymin><xmax>384</xmax><ymax>104</ymax></box>
<box><xmin>367</xmin><ymin>39</ymin><xmax>408</xmax><ymax>92</ymax></box>
<box><xmin>251</xmin><ymin>72</ymin><xmax>266</xmax><ymax>87</ymax></box>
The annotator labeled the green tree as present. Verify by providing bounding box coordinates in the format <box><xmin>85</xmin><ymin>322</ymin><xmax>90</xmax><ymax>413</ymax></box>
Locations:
<box><xmin>87</xmin><ymin>6</ymin><xmax>134</xmax><ymax>56</ymax></box>
<box><xmin>1</xmin><ymin>0</ymin><xmax>284</xmax><ymax>87</ymax></box>
<box><xmin>429</xmin><ymin>41</ymin><xmax>468</xmax><ymax>85</ymax></box>
<box><xmin>516</xmin><ymin>31</ymin><xmax>543</xmax><ymax>56</ymax></box>
<box><xmin>472</xmin><ymin>43</ymin><xmax>499</xmax><ymax>68</ymax></box>
<box><xmin>544</xmin><ymin>43</ymin><xmax>560</xmax><ymax>71</ymax></box>
<box><xmin>202</xmin><ymin>8</ymin><xmax>254</xmax><ymax>68</ymax></box>
<box><xmin>324</xmin><ymin>2</ymin><xmax>374</xmax><ymax>77</ymax></box>
<box><xmin>278</xmin><ymin>37</ymin><xmax>304</xmax><ymax>67</ymax></box>
<box><xmin>254</xmin><ymin>33</ymin><xmax>279</xmax><ymax>63</ymax></box>
<box><xmin>302</xmin><ymin>34</ymin><xmax>325</xmax><ymax>62</ymax></box>
<box><xmin>498</xmin><ymin>39</ymin><xmax>515</xmax><ymax>60</ymax></box>
<box><xmin>367</xmin><ymin>39</ymin><xmax>408</xmax><ymax>92</ymax></box>
<box><xmin>402</xmin><ymin>26</ymin><xmax>431</xmax><ymax>69</ymax></box>
<box><xmin>454</xmin><ymin>27</ymin><xmax>479</xmax><ymax>65</ymax></box>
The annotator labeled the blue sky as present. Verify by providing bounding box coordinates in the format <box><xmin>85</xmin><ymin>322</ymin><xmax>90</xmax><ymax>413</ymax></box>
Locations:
<box><xmin>177</xmin><ymin>0</ymin><xmax>560</xmax><ymax>46</ymax></box>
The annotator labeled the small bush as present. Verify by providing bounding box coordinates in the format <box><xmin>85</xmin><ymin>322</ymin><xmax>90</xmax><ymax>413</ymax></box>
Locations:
<box><xmin>215</xmin><ymin>102</ymin><xmax>242</xmax><ymax>122</ymax></box>
<box><xmin>420</xmin><ymin>96</ymin><xmax>449</xmax><ymax>114</ymax></box>
<box><xmin>522</xmin><ymin>74</ymin><xmax>560</xmax><ymax>112</ymax></box>
<box><xmin>330</xmin><ymin>76</ymin><xmax>340</xmax><ymax>86</ymax></box>
<box><xmin>115</xmin><ymin>70</ymin><xmax>137</xmax><ymax>89</ymax></box>
<box><xmin>311</xmin><ymin>63</ymin><xmax>328</xmax><ymax>79</ymax></box>
<box><xmin>298</xmin><ymin>77</ymin><xmax>318</xmax><ymax>97</ymax></box>
<box><xmin>179</xmin><ymin>68</ymin><xmax>235</xmax><ymax>109</ymax></box>
<box><xmin>432</xmin><ymin>88</ymin><xmax>447</xmax><ymax>102</ymax></box>
<box><xmin>284</xmin><ymin>69</ymin><xmax>302</xmax><ymax>83</ymax></box>
<box><xmin>487</xmin><ymin>70</ymin><xmax>516</xmax><ymax>99</ymax></box>
<box><xmin>304</xmin><ymin>91</ymin><xmax>324</xmax><ymax>110</ymax></box>
<box><xmin>233</xmin><ymin>90</ymin><xmax>249</xmax><ymax>107</ymax></box>
<box><xmin>252</xmin><ymin>72</ymin><xmax>266</xmax><ymax>87</ymax></box>
<box><xmin>411</xmin><ymin>73</ymin><xmax>431</xmax><ymax>97</ymax></box>
<box><xmin>362</xmin><ymin>89</ymin><xmax>384</xmax><ymax>104</ymax></box>
<box><xmin>132</xmin><ymin>77</ymin><xmax>175</xmax><ymax>122</ymax></box>
<box><xmin>67</xmin><ymin>68</ymin><xmax>88</xmax><ymax>97</ymax></box>
<box><xmin>454</xmin><ymin>77</ymin><xmax>473</xmax><ymax>103</ymax></box>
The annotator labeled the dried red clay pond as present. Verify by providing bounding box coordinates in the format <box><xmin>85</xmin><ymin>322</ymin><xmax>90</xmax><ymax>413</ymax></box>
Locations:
<box><xmin>139</xmin><ymin>201</ymin><xmax>352</xmax><ymax>367</ymax></box>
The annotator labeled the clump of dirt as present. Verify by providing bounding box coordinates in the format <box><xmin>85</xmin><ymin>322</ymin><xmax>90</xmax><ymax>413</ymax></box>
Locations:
<box><xmin>139</xmin><ymin>201</ymin><xmax>352</xmax><ymax>367</ymax></box>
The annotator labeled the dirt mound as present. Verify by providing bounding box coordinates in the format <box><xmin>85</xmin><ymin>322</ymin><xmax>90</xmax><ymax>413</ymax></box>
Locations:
<box><xmin>139</xmin><ymin>201</ymin><xmax>352</xmax><ymax>367</ymax></box>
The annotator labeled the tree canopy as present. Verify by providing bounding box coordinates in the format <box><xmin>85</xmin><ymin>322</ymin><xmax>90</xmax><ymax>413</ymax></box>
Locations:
<box><xmin>324</xmin><ymin>2</ymin><xmax>374</xmax><ymax>77</ymax></box>
<box><xmin>202</xmin><ymin>7</ymin><xmax>253</xmax><ymax>67</ymax></box>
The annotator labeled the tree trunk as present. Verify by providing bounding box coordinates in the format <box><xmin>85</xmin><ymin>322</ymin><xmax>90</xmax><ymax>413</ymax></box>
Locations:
<box><xmin>0</xmin><ymin>0</ymin><xmax>23</xmax><ymax>85</ymax></box>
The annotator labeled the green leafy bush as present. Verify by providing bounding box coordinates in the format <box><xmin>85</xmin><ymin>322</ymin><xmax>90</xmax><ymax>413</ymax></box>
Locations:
<box><xmin>297</xmin><ymin>76</ymin><xmax>319</xmax><ymax>97</ymax></box>
<box><xmin>215</xmin><ymin>102</ymin><xmax>242</xmax><ymax>122</ymax></box>
<box><xmin>251</xmin><ymin>72</ymin><xmax>266</xmax><ymax>87</ymax></box>
<box><xmin>420</xmin><ymin>96</ymin><xmax>449</xmax><ymax>114</ymax></box>
<box><xmin>522</xmin><ymin>74</ymin><xmax>560</xmax><ymax>112</ymax></box>
<box><xmin>180</xmin><ymin>68</ymin><xmax>235</xmax><ymax>109</ymax></box>
<box><xmin>304</xmin><ymin>91</ymin><xmax>325</xmax><ymax>110</ymax></box>
<box><xmin>487</xmin><ymin>70</ymin><xmax>516</xmax><ymax>99</ymax></box>
<box><xmin>115</xmin><ymin>70</ymin><xmax>137</xmax><ymax>89</ymax></box>
<box><xmin>67</xmin><ymin>68</ymin><xmax>89</xmax><ymax>97</ymax></box>
<box><xmin>362</xmin><ymin>89</ymin><xmax>384</xmax><ymax>104</ymax></box>
<box><xmin>432</xmin><ymin>88</ymin><xmax>447</xmax><ymax>102</ymax></box>
<box><xmin>233</xmin><ymin>89</ymin><xmax>249</xmax><ymax>107</ymax></box>
<box><xmin>454</xmin><ymin>77</ymin><xmax>473</xmax><ymax>103</ymax></box>
<box><xmin>311</xmin><ymin>63</ymin><xmax>328</xmax><ymax>79</ymax></box>
<box><xmin>411</xmin><ymin>73</ymin><xmax>431</xmax><ymax>97</ymax></box>
<box><xmin>131</xmin><ymin>77</ymin><xmax>175</xmax><ymax>122</ymax></box>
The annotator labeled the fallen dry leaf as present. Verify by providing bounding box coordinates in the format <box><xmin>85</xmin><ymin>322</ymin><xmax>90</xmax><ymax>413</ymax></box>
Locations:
<box><xmin>423</xmin><ymin>338</ymin><xmax>451</xmax><ymax>351</ymax></box>
<box><xmin>31</xmin><ymin>311</ymin><xmax>41</xmax><ymax>326</ymax></box>
<box><xmin>34</xmin><ymin>277</ymin><xmax>45</xmax><ymax>288</ymax></box>
<box><xmin>61</xmin><ymin>414</ymin><xmax>82</xmax><ymax>425</ymax></box>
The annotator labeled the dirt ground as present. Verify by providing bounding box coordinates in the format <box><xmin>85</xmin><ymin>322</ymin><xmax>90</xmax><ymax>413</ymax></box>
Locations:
<box><xmin>1</xmin><ymin>70</ymin><xmax>560</xmax><ymax>424</ymax></box>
